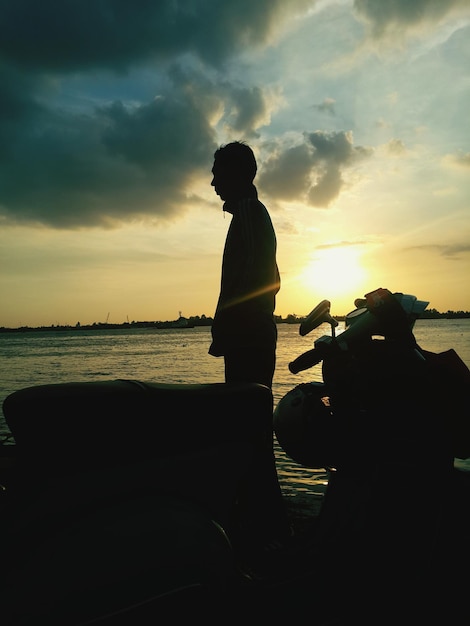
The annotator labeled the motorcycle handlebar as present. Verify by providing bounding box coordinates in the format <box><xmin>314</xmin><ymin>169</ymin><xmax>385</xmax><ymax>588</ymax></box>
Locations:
<box><xmin>288</xmin><ymin>348</ymin><xmax>323</xmax><ymax>374</ymax></box>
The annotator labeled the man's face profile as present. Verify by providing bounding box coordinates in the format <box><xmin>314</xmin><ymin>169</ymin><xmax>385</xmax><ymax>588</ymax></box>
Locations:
<box><xmin>211</xmin><ymin>159</ymin><xmax>237</xmax><ymax>201</ymax></box>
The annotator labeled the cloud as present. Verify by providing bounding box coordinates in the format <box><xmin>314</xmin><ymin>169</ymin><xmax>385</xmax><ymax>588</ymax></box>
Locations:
<box><xmin>258</xmin><ymin>143</ymin><xmax>314</xmax><ymax>201</ymax></box>
<box><xmin>0</xmin><ymin>0</ymin><xmax>315</xmax><ymax>229</ymax></box>
<box><xmin>0</xmin><ymin>0</ymin><xmax>313</xmax><ymax>72</ymax></box>
<box><xmin>442</xmin><ymin>151</ymin><xmax>470</xmax><ymax>169</ymax></box>
<box><xmin>386</xmin><ymin>138</ymin><xmax>407</xmax><ymax>155</ymax></box>
<box><xmin>0</xmin><ymin>64</ymin><xmax>221</xmax><ymax>228</ymax></box>
<box><xmin>354</xmin><ymin>0</ymin><xmax>469</xmax><ymax>39</ymax></box>
<box><xmin>221</xmin><ymin>84</ymin><xmax>280</xmax><ymax>137</ymax></box>
<box><xmin>316</xmin><ymin>240</ymin><xmax>370</xmax><ymax>250</ymax></box>
<box><xmin>0</xmin><ymin>0</ymin><xmax>466</xmax><ymax>231</ymax></box>
<box><xmin>259</xmin><ymin>131</ymin><xmax>373</xmax><ymax>207</ymax></box>
<box><xmin>0</xmin><ymin>58</ymin><xmax>288</xmax><ymax>229</ymax></box>
<box><xmin>313</xmin><ymin>98</ymin><xmax>336</xmax><ymax>115</ymax></box>
<box><xmin>406</xmin><ymin>242</ymin><xmax>470</xmax><ymax>259</ymax></box>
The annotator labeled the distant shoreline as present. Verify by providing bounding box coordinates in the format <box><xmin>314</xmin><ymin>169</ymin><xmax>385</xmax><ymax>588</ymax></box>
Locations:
<box><xmin>1</xmin><ymin>309</ymin><xmax>469</xmax><ymax>333</ymax></box>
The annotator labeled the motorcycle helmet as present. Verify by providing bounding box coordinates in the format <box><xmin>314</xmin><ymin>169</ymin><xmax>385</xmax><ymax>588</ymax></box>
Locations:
<box><xmin>273</xmin><ymin>382</ymin><xmax>337</xmax><ymax>468</ymax></box>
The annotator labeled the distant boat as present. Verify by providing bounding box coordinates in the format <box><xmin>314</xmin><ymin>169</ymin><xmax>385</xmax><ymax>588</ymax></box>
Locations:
<box><xmin>172</xmin><ymin>316</ymin><xmax>195</xmax><ymax>329</ymax></box>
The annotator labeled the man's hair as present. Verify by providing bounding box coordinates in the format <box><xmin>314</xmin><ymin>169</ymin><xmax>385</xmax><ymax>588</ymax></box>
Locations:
<box><xmin>214</xmin><ymin>141</ymin><xmax>257</xmax><ymax>183</ymax></box>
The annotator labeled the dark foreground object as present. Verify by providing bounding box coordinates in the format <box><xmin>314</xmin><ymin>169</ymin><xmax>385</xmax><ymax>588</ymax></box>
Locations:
<box><xmin>1</xmin><ymin>380</ymin><xmax>469</xmax><ymax>625</ymax></box>
<box><xmin>1</xmin><ymin>380</ymin><xmax>275</xmax><ymax>624</ymax></box>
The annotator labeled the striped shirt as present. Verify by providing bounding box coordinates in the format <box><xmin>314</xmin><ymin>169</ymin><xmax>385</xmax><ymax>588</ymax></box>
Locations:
<box><xmin>209</xmin><ymin>195</ymin><xmax>280</xmax><ymax>355</ymax></box>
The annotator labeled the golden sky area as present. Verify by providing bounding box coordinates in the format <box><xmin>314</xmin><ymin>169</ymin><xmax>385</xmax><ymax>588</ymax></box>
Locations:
<box><xmin>1</xmin><ymin>1</ymin><xmax>469</xmax><ymax>327</ymax></box>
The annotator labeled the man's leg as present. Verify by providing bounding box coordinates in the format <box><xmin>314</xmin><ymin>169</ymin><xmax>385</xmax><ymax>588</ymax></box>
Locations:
<box><xmin>224</xmin><ymin>348</ymin><xmax>276</xmax><ymax>388</ymax></box>
<box><xmin>223</xmin><ymin>348</ymin><xmax>291</xmax><ymax>552</ymax></box>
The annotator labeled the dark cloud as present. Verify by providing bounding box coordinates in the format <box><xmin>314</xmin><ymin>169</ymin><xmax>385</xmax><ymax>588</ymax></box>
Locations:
<box><xmin>226</xmin><ymin>85</ymin><xmax>269</xmax><ymax>136</ymax></box>
<box><xmin>0</xmin><ymin>0</ymin><xmax>312</xmax><ymax>72</ymax></box>
<box><xmin>0</xmin><ymin>58</ymin><xmax>282</xmax><ymax>228</ymax></box>
<box><xmin>0</xmin><ymin>64</ymin><xmax>219</xmax><ymax>228</ymax></box>
<box><xmin>9</xmin><ymin>0</ymin><xmax>462</xmax><ymax>229</ymax></box>
<box><xmin>354</xmin><ymin>0</ymin><xmax>469</xmax><ymax>38</ymax></box>
<box><xmin>259</xmin><ymin>131</ymin><xmax>373</xmax><ymax>207</ymax></box>
<box><xmin>0</xmin><ymin>0</ymin><xmax>316</xmax><ymax>228</ymax></box>
<box><xmin>9</xmin><ymin>0</ymin><xmax>464</xmax><ymax>228</ymax></box>
<box><xmin>258</xmin><ymin>144</ymin><xmax>313</xmax><ymax>200</ymax></box>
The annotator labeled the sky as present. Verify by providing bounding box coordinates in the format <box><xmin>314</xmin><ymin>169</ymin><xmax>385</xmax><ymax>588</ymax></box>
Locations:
<box><xmin>1</xmin><ymin>0</ymin><xmax>469</xmax><ymax>328</ymax></box>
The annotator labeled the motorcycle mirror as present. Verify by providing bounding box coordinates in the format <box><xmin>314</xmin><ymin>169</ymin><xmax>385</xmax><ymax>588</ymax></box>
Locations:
<box><xmin>300</xmin><ymin>300</ymin><xmax>339</xmax><ymax>337</ymax></box>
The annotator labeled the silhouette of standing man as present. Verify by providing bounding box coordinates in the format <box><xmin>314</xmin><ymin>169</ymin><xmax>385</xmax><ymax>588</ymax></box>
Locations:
<box><xmin>209</xmin><ymin>141</ymin><xmax>280</xmax><ymax>388</ymax></box>
<box><xmin>209</xmin><ymin>141</ymin><xmax>290</xmax><ymax>554</ymax></box>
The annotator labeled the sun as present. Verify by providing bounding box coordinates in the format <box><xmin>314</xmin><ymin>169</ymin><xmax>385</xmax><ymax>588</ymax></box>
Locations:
<box><xmin>299</xmin><ymin>247</ymin><xmax>368</xmax><ymax>310</ymax></box>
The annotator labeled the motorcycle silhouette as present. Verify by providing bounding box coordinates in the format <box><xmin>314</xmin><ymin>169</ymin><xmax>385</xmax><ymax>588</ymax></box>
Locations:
<box><xmin>273</xmin><ymin>287</ymin><xmax>470</xmax><ymax>623</ymax></box>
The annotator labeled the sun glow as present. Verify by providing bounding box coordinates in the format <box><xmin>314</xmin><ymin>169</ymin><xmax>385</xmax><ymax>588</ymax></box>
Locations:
<box><xmin>299</xmin><ymin>247</ymin><xmax>368</xmax><ymax>311</ymax></box>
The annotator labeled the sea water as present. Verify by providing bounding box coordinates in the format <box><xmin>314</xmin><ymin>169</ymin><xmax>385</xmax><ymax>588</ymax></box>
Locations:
<box><xmin>1</xmin><ymin>319</ymin><xmax>469</xmax><ymax>495</ymax></box>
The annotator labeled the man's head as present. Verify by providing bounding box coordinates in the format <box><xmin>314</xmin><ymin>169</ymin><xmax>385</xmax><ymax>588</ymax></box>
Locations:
<box><xmin>211</xmin><ymin>141</ymin><xmax>257</xmax><ymax>202</ymax></box>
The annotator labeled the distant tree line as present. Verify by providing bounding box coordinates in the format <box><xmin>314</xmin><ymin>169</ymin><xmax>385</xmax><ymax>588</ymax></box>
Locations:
<box><xmin>417</xmin><ymin>308</ymin><xmax>470</xmax><ymax>319</ymax></box>
<box><xmin>1</xmin><ymin>308</ymin><xmax>469</xmax><ymax>333</ymax></box>
<box><xmin>278</xmin><ymin>308</ymin><xmax>470</xmax><ymax>324</ymax></box>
